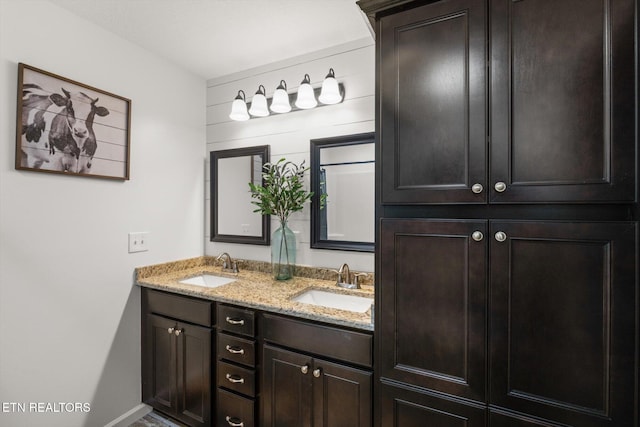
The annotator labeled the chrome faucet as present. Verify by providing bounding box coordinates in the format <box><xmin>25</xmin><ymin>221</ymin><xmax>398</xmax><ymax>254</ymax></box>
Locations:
<box><xmin>216</xmin><ymin>252</ymin><xmax>238</xmax><ymax>274</ymax></box>
<box><xmin>335</xmin><ymin>263</ymin><xmax>361</xmax><ymax>289</ymax></box>
<box><xmin>338</xmin><ymin>263</ymin><xmax>351</xmax><ymax>284</ymax></box>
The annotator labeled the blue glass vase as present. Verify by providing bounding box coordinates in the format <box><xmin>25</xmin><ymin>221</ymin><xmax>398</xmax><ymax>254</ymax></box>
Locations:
<box><xmin>272</xmin><ymin>222</ymin><xmax>296</xmax><ymax>280</ymax></box>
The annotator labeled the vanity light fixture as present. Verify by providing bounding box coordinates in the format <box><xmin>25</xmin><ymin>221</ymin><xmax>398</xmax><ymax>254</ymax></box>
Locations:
<box><xmin>248</xmin><ymin>85</ymin><xmax>269</xmax><ymax>117</ymax></box>
<box><xmin>270</xmin><ymin>80</ymin><xmax>291</xmax><ymax>113</ymax></box>
<box><xmin>229</xmin><ymin>90</ymin><xmax>249</xmax><ymax>121</ymax></box>
<box><xmin>318</xmin><ymin>68</ymin><xmax>343</xmax><ymax>105</ymax></box>
<box><xmin>295</xmin><ymin>74</ymin><xmax>318</xmax><ymax>109</ymax></box>
<box><xmin>229</xmin><ymin>69</ymin><xmax>344</xmax><ymax>122</ymax></box>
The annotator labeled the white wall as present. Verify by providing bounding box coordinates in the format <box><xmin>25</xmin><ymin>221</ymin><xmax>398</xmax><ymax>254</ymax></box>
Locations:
<box><xmin>0</xmin><ymin>1</ymin><xmax>206</xmax><ymax>426</ymax></box>
<box><xmin>205</xmin><ymin>39</ymin><xmax>375</xmax><ymax>272</ymax></box>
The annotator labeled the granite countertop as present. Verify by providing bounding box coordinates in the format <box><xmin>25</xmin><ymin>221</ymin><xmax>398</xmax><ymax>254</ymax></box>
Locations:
<box><xmin>135</xmin><ymin>257</ymin><xmax>374</xmax><ymax>331</ymax></box>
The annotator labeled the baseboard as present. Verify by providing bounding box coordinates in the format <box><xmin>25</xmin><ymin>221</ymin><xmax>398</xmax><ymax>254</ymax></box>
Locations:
<box><xmin>104</xmin><ymin>403</ymin><xmax>152</xmax><ymax>427</ymax></box>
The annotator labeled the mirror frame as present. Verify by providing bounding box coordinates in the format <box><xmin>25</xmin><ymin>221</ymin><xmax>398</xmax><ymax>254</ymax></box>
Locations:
<box><xmin>210</xmin><ymin>145</ymin><xmax>270</xmax><ymax>245</ymax></box>
<box><xmin>310</xmin><ymin>132</ymin><xmax>375</xmax><ymax>252</ymax></box>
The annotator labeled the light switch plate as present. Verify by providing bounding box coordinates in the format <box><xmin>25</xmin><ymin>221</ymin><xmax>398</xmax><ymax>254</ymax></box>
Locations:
<box><xmin>128</xmin><ymin>232</ymin><xmax>149</xmax><ymax>253</ymax></box>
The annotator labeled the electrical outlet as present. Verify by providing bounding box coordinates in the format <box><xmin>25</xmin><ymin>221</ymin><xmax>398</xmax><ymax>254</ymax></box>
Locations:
<box><xmin>241</xmin><ymin>224</ymin><xmax>250</xmax><ymax>234</ymax></box>
<box><xmin>128</xmin><ymin>232</ymin><xmax>149</xmax><ymax>253</ymax></box>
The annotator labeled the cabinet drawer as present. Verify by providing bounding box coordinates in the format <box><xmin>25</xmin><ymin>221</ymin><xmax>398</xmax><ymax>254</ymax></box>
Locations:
<box><xmin>261</xmin><ymin>313</ymin><xmax>373</xmax><ymax>368</ymax></box>
<box><xmin>218</xmin><ymin>332</ymin><xmax>255</xmax><ymax>367</ymax></box>
<box><xmin>380</xmin><ymin>381</ymin><xmax>486</xmax><ymax>426</ymax></box>
<box><xmin>218</xmin><ymin>304</ymin><xmax>255</xmax><ymax>337</ymax></box>
<box><xmin>144</xmin><ymin>288</ymin><xmax>214</xmax><ymax>327</ymax></box>
<box><xmin>217</xmin><ymin>388</ymin><xmax>255</xmax><ymax>427</ymax></box>
<box><xmin>217</xmin><ymin>360</ymin><xmax>255</xmax><ymax>397</ymax></box>
<box><xmin>490</xmin><ymin>408</ymin><xmax>563</xmax><ymax>427</ymax></box>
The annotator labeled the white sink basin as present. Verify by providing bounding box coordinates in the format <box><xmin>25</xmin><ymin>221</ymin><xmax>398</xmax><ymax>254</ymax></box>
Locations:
<box><xmin>179</xmin><ymin>274</ymin><xmax>236</xmax><ymax>288</ymax></box>
<box><xmin>292</xmin><ymin>289</ymin><xmax>373</xmax><ymax>313</ymax></box>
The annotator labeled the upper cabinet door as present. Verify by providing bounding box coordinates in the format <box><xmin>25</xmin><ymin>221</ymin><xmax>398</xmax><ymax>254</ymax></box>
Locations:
<box><xmin>379</xmin><ymin>0</ymin><xmax>487</xmax><ymax>204</ymax></box>
<box><xmin>490</xmin><ymin>0</ymin><xmax>636</xmax><ymax>203</ymax></box>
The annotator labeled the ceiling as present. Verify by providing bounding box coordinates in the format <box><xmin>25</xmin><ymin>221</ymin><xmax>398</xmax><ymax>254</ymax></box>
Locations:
<box><xmin>48</xmin><ymin>0</ymin><xmax>373</xmax><ymax>80</ymax></box>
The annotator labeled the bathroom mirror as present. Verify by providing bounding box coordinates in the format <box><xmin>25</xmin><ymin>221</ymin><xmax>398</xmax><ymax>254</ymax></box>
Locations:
<box><xmin>210</xmin><ymin>145</ymin><xmax>270</xmax><ymax>245</ymax></box>
<box><xmin>310</xmin><ymin>133</ymin><xmax>375</xmax><ymax>252</ymax></box>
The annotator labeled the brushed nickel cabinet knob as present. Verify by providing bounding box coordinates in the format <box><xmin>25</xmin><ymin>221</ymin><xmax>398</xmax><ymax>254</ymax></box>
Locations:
<box><xmin>472</xmin><ymin>231</ymin><xmax>484</xmax><ymax>242</ymax></box>
<box><xmin>495</xmin><ymin>231</ymin><xmax>507</xmax><ymax>242</ymax></box>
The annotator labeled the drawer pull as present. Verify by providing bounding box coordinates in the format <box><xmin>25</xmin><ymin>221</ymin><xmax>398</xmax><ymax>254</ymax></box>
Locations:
<box><xmin>226</xmin><ymin>416</ymin><xmax>244</xmax><ymax>427</ymax></box>
<box><xmin>495</xmin><ymin>231</ymin><xmax>507</xmax><ymax>242</ymax></box>
<box><xmin>225</xmin><ymin>345</ymin><xmax>245</xmax><ymax>355</ymax></box>
<box><xmin>167</xmin><ymin>327</ymin><xmax>175</xmax><ymax>334</ymax></box>
<box><xmin>301</xmin><ymin>365</ymin><xmax>309</xmax><ymax>374</ymax></box>
<box><xmin>313</xmin><ymin>368</ymin><xmax>322</xmax><ymax>378</ymax></box>
<box><xmin>225</xmin><ymin>316</ymin><xmax>245</xmax><ymax>326</ymax></box>
<box><xmin>174</xmin><ymin>328</ymin><xmax>183</xmax><ymax>336</ymax></box>
<box><xmin>225</xmin><ymin>373</ymin><xmax>245</xmax><ymax>384</ymax></box>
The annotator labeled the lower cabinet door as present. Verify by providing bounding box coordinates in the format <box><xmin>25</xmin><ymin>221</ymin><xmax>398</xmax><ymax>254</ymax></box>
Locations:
<box><xmin>313</xmin><ymin>359</ymin><xmax>372</xmax><ymax>427</ymax></box>
<box><xmin>143</xmin><ymin>314</ymin><xmax>177</xmax><ymax>416</ymax></box>
<box><xmin>490</xmin><ymin>221</ymin><xmax>637</xmax><ymax>427</ymax></box>
<box><xmin>379</xmin><ymin>219</ymin><xmax>488</xmax><ymax>402</ymax></box>
<box><xmin>175</xmin><ymin>321</ymin><xmax>212</xmax><ymax>427</ymax></box>
<box><xmin>379</xmin><ymin>381</ymin><xmax>486</xmax><ymax>427</ymax></box>
<box><xmin>262</xmin><ymin>345</ymin><xmax>313</xmax><ymax>427</ymax></box>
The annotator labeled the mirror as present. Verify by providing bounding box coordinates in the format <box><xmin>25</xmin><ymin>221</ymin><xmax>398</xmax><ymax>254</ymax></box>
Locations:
<box><xmin>310</xmin><ymin>133</ymin><xmax>375</xmax><ymax>252</ymax></box>
<box><xmin>210</xmin><ymin>145</ymin><xmax>270</xmax><ymax>245</ymax></box>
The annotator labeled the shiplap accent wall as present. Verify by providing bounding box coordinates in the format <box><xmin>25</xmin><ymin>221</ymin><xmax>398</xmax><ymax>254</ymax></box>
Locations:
<box><xmin>205</xmin><ymin>38</ymin><xmax>375</xmax><ymax>272</ymax></box>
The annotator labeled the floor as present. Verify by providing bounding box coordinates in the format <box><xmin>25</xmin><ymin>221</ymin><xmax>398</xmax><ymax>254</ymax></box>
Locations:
<box><xmin>128</xmin><ymin>411</ymin><xmax>187</xmax><ymax>427</ymax></box>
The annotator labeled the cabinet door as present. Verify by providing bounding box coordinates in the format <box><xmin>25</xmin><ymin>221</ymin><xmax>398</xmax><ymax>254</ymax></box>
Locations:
<box><xmin>313</xmin><ymin>359</ymin><xmax>372</xmax><ymax>427</ymax></box>
<box><xmin>175</xmin><ymin>322</ymin><xmax>211</xmax><ymax>427</ymax></box>
<box><xmin>379</xmin><ymin>0</ymin><xmax>487</xmax><ymax>204</ymax></box>
<box><xmin>261</xmin><ymin>345</ymin><xmax>313</xmax><ymax>427</ymax></box>
<box><xmin>379</xmin><ymin>219</ymin><xmax>487</xmax><ymax>402</ymax></box>
<box><xmin>490</xmin><ymin>0</ymin><xmax>636</xmax><ymax>203</ymax></box>
<box><xmin>490</xmin><ymin>221</ymin><xmax>637</xmax><ymax>426</ymax></box>
<box><xmin>142</xmin><ymin>314</ymin><xmax>177</xmax><ymax>416</ymax></box>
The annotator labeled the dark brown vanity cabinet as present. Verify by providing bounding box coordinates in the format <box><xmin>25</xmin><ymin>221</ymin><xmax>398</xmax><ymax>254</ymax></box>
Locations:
<box><xmin>142</xmin><ymin>289</ymin><xmax>214</xmax><ymax>427</ymax></box>
<box><xmin>376</xmin><ymin>0</ymin><xmax>636</xmax><ymax>204</ymax></box>
<box><xmin>261</xmin><ymin>314</ymin><xmax>373</xmax><ymax>427</ymax></box>
<box><xmin>216</xmin><ymin>304</ymin><xmax>257</xmax><ymax>427</ymax></box>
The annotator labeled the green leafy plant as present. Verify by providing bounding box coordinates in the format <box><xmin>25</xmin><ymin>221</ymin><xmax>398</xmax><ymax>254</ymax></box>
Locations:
<box><xmin>248</xmin><ymin>158</ymin><xmax>314</xmax><ymax>225</ymax></box>
<box><xmin>249</xmin><ymin>158</ymin><xmax>316</xmax><ymax>279</ymax></box>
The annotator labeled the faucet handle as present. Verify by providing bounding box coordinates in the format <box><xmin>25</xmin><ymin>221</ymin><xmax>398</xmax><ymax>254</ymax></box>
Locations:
<box><xmin>353</xmin><ymin>273</ymin><xmax>368</xmax><ymax>289</ymax></box>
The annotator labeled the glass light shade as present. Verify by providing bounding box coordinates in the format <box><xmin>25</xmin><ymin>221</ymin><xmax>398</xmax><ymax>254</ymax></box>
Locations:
<box><xmin>319</xmin><ymin>68</ymin><xmax>342</xmax><ymax>105</ymax></box>
<box><xmin>229</xmin><ymin>90</ymin><xmax>249</xmax><ymax>121</ymax></box>
<box><xmin>270</xmin><ymin>80</ymin><xmax>291</xmax><ymax>113</ymax></box>
<box><xmin>249</xmin><ymin>85</ymin><xmax>269</xmax><ymax>117</ymax></box>
<box><xmin>295</xmin><ymin>74</ymin><xmax>317</xmax><ymax>109</ymax></box>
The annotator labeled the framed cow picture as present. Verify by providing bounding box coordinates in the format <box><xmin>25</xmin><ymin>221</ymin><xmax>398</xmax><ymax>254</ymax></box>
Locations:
<box><xmin>15</xmin><ymin>63</ymin><xmax>131</xmax><ymax>180</ymax></box>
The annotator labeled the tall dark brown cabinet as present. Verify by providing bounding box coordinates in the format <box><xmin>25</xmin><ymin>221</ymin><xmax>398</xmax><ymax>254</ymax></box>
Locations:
<box><xmin>357</xmin><ymin>0</ymin><xmax>638</xmax><ymax>426</ymax></box>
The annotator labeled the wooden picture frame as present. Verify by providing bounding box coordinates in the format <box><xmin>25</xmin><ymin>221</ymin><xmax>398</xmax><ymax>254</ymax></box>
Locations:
<box><xmin>16</xmin><ymin>63</ymin><xmax>131</xmax><ymax>180</ymax></box>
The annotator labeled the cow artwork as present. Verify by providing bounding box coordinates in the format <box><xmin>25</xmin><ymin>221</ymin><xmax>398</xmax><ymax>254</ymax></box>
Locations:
<box><xmin>21</xmin><ymin>84</ymin><xmax>110</xmax><ymax>173</ymax></box>
<box><xmin>16</xmin><ymin>63</ymin><xmax>131</xmax><ymax>180</ymax></box>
